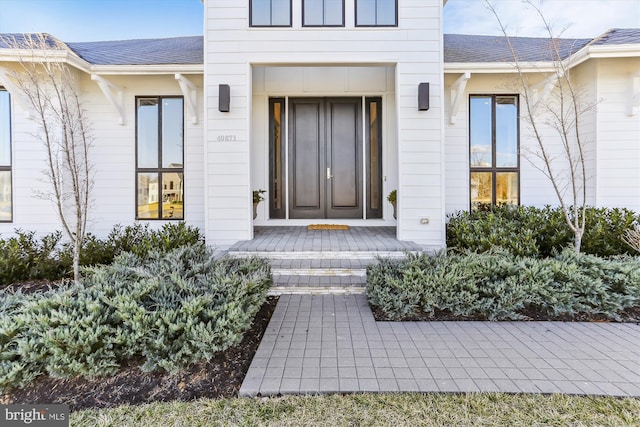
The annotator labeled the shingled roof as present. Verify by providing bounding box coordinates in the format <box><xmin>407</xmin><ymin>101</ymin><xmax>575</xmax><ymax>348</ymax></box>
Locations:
<box><xmin>65</xmin><ymin>36</ymin><xmax>203</xmax><ymax>65</ymax></box>
<box><xmin>444</xmin><ymin>34</ymin><xmax>592</xmax><ymax>63</ymax></box>
<box><xmin>1</xmin><ymin>29</ymin><xmax>638</xmax><ymax>66</ymax></box>
<box><xmin>590</xmin><ymin>28</ymin><xmax>640</xmax><ymax>45</ymax></box>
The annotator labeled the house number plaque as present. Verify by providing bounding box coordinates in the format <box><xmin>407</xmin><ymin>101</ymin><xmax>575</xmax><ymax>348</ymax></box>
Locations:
<box><xmin>216</xmin><ymin>135</ymin><xmax>237</xmax><ymax>142</ymax></box>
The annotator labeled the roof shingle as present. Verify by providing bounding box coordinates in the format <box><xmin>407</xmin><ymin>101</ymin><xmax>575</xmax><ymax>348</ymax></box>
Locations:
<box><xmin>65</xmin><ymin>36</ymin><xmax>203</xmax><ymax>65</ymax></box>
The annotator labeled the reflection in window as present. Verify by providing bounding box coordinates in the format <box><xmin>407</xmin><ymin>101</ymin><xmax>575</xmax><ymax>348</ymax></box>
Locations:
<box><xmin>0</xmin><ymin>89</ymin><xmax>11</xmax><ymax>222</ymax></box>
<box><xmin>269</xmin><ymin>98</ymin><xmax>285</xmax><ymax>219</ymax></box>
<box><xmin>251</xmin><ymin>0</ymin><xmax>292</xmax><ymax>26</ymax></box>
<box><xmin>469</xmin><ymin>95</ymin><xmax>519</xmax><ymax>209</ymax></box>
<box><xmin>356</xmin><ymin>0</ymin><xmax>397</xmax><ymax>26</ymax></box>
<box><xmin>136</xmin><ymin>97</ymin><xmax>184</xmax><ymax>220</ymax></box>
<box><xmin>366</xmin><ymin>98</ymin><xmax>382</xmax><ymax>218</ymax></box>
<box><xmin>303</xmin><ymin>0</ymin><xmax>344</xmax><ymax>26</ymax></box>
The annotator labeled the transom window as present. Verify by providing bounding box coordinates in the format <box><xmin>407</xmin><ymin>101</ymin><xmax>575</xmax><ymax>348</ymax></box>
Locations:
<box><xmin>0</xmin><ymin>88</ymin><xmax>11</xmax><ymax>222</ymax></box>
<box><xmin>303</xmin><ymin>0</ymin><xmax>345</xmax><ymax>27</ymax></box>
<box><xmin>355</xmin><ymin>0</ymin><xmax>397</xmax><ymax>27</ymax></box>
<box><xmin>136</xmin><ymin>96</ymin><xmax>184</xmax><ymax>220</ymax></box>
<box><xmin>469</xmin><ymin>95</ymin><xmax>519</xmax><ymax>210</ymax></box>
<box><xmin>250</xmin><ymin>0</ymin><xmax>292</xmax><ymax>27</ymax></box>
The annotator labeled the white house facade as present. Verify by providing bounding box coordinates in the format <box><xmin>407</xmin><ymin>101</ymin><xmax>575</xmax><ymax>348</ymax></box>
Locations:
<box><xmin>0</xmin><ymin>1</ymin><xmax>638</xmax><ymax>249</ymax></box>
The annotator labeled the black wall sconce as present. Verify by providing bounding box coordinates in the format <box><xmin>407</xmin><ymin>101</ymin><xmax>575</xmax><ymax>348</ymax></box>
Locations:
<box><xmin>418</xmin><ymin>82</ymin><xmax>429</xmax><ymax>111</ymax></box>
<box><xmin>219</xmin><ymin>84</ymin><xmax>230</xmax><ymax>112</ymax></box>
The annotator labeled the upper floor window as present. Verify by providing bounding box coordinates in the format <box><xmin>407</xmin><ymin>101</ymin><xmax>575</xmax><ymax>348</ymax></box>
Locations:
<box><xmin>250</xmin><ymin>0</ymin><xmax>292</xmax><ymax>27</ymax></box>
<box><xmin>356</xmin><ymin>0</ymin><xmax>397</xmax><ymax>27</ymax></box>
<box><xmin>0</xmin><ymin>88</ymin><xmax>11</xmax><ymax>222</ymax></box>
<box><xmin>469</xmin><ymin>95</ymin><xmax>519</xmax><ymax>210</ymax></box>
<box><xmin>136</xmin><ymin>96</ymin><xmax>184</xmax><ymax>220</ymax></box>
<box><xmin>303</xmin><ymin>0</ymin><xmax>344</xmax><ymax>27</ymax></box>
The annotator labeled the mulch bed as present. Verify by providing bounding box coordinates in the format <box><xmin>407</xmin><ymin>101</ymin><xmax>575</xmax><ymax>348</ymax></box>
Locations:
<box><xmin>0</xmin><ymin>290</ymin><xmax>278</xmax><ymax>411</ymax></box>
<box><xmin>371</xmin><ymin>305</ymin><xmax>640</xmax><ymax>323</ymax></box>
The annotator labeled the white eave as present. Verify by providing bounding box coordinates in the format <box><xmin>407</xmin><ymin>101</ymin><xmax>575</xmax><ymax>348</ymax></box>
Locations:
<box><xmin>445</xmin><ymin>43</ymin><xmax>640</xmax><ymax>74</ymax></box>
<box><xmin>567</xmin><ymin>43</ymin><xmax>640</xmax><ymax>68</ymax></box>
<box><xmin>90</xmin><ymin>64</ymin><xmax>203</xmax><ymax>75</ymax></box>
<box><xmin>444</xmin><ymin>62</ymin><xmax>557</xmax><ymax>74</ymax></box>
<box><xmin>0</xmin><ymin>49</ymin><xmax>203</xmax><ymax>75</ymax></box>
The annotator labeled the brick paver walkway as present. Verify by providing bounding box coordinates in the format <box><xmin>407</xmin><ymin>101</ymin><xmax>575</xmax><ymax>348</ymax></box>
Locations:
<box><xmin>240</xmin><ymin>294</ymin><xmax>640</xmax><ymax>397</ymax></box>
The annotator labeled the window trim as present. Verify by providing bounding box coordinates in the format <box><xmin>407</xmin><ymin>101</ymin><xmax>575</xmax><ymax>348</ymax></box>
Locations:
<box><xmin>0</xmin><ymin>87</ymin><xmax>12</xmax><ymax>223</ymax></box>
<box><xmin>135</xmin><ymin>95</ymin><xmax>185</xmax><ymax>221</ymax></box>
<box><xmin>355</xmin><ymin>0</ymin><xmax>398</xmax><ymax>27</ymax></box>
<box><xmin>302</xmin><ymin>0</ymin><xmax>345</xmax><ymax>27</ymax></box>
<box><xmin>468</xmin><ymin>94</ymin><xmax>520</xmax><ymax>210</ymax></box>
<box><xmin>249</xmin><ymin>0</ymin><xmax>293</xmax><ymax>27</ymax></box>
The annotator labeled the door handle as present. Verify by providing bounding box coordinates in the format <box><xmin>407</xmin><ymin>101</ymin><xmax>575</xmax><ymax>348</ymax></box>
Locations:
<box><xmin>327</xmin><ymin>167</ymin><xmax>333</xmax><ymax>180</ymax></box>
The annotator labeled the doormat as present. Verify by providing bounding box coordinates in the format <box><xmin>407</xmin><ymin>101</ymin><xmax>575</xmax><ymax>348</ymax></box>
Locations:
<box><xmin>307</xmin><ymin>224</ymin><xmax>350</xmax><ymax>230</ymax></box>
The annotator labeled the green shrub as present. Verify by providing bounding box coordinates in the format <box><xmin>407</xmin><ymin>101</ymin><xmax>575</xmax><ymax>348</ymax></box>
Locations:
<box><xmin>0</xmin><ymin>222</ymin><xmax>205</xmax><ymax>285</ymax></box>
<box><xmin>0</xmin><ymin>230</ymin><xmax>66</xmax><ymax>286</ymax></box>
<box><xmin>0</xmin><ymin>244</ymin><xmax>271</xmax><ymax>390</ymax></box>
<box><xmin>446</xmin><ymin>205</ymin><xmax>639</xmax><ymax>257</ymax></box>
<box><xmin>367</xmin><ymin>250</ymin><xmax>640</xmax><ymax>321</ymax></box>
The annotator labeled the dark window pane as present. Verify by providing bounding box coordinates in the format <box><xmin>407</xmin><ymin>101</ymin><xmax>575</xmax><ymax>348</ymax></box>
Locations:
<box><xmin>496</xmin><ymin>96</ymin><xmax>518</xmax><ymax>167</ymax></box>
<box><xmin>0</xmin><ymin>90</ymin><xmax>10</xmax><ymax>167</ymax></box>
<box><xmin>496</xmin><ymin>172</ymin><xmax>518</xmax><ymax>205</ymax></box>
<box><xmin>369</xmin><ymin>101</ymin><xmax>379</xmax><ymax>210</ymax></box>
<box><xmin>137</xmin><ymin>98</ymin><xmax>158</xmax><ymax>168</ymax></box>
<box><xmin>162</xmin><ymin>172</ymin><xmax>183</xmax><ymax>219</ymax></box>
<box><xmin>470</xmin><ymin>96</ymin><xmax>492</xmax><ymax>167</ymax></box>
<box><xmin>162</xmin><ymin>98</ymin><xmax>183</xmax><ymax>168</ymax></box>
<box><xmin>471</xmin><ymin>172</ymin><xmax>492</xmax><ymax>211</ymax></box>
<box><xmin>273</xmin><ymin>102</ymin><xmax>282</xmax><ymax>210</ymax></box>
<box><xmin>137</xmin><ymin>172</ymin><xmax>159</xmax><ymax>219</ymax></box>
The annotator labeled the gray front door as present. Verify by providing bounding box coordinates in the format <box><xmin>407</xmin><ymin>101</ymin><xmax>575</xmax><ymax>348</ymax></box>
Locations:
<box><xmin>288</xmin><ymin>98</ymin><xmax>363</xmax><ymax>219</ymax></box>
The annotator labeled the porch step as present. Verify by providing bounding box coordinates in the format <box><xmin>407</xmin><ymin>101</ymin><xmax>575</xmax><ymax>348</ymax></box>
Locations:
<box><xmin>229</xmin><ymin>250</ymin><xmax>409</xmax><ymax>295</ymax></box>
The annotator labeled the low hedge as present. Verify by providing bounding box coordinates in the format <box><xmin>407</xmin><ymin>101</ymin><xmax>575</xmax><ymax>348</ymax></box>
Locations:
<box><xmin>0</xmin><ymin>244</ymin><xmax>272</xmax><ymax>391</ymax></box>
<box><xmin>0</xmin><ymin>222</ymin><xmax>203</xmax><ymax>286</ymax></box>
<box><xmin>367</xmin><ymin>250</ymin><xmax>640</xmax><ymax>321</ymax></box>
<box><xmin>446</xmin><ymin>205</ymin><xmax>640</xmax><ymax>257</ymax></box>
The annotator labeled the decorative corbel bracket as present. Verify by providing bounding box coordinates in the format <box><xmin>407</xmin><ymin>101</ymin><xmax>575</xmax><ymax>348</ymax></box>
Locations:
<box><xmin>175</xmin><ymin>73</ymin><xmax>198</xmax><ymax>124</ymax></box>
<box><xmin>91</xmin><ymin>74</ymin><xmax>125</xmax><ymax>125</ymax></box>
<box><xmin>629</xmin><ymin>73</ymin><xmax>639</xmax><ymax>117</ymax></box>
<box><xmin>450</xmin><ymin>72</ymin><xmax>470</xmax><ymax>124</ymax></box>
<box><xmin>0</xmin><ymin>66</ymin><xmax>32</xmax><ymax>119</ymax></box>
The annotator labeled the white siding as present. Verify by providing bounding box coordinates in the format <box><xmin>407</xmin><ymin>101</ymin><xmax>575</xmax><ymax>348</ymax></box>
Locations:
<box><xmin>0</xmin><ymin>72</ymin><xmax>205</xmax><ymax>239</ymax></box>
<box><xmin>595</xmin><ymin>58</ymin><xmax>640</xmax><ymax>211</ymax></box>
<box><xmin>205</xmin><ymin>0</ymin><xmax>445</xmax><ymax>248</ymax></box>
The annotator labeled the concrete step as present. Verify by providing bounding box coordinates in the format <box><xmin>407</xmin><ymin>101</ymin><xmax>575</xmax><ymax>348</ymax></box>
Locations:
<box><xmin>268</xmin><ymin>286</ymin><xmax>366</xmax><ymax>295</ymax></box>
<box><xmin>228</xmin><ymin>250</ymin><xmax>412</xmax><ymax>260</ymax></box>
<box><xmin>268</xmin><ymin>258</ymin><xmax>377</xmax><ymax>270</ymax></box>
<box><xmin>272</xmin><ymin>268</ymin><xmax>366</xmax><ymax>277</ymax></box>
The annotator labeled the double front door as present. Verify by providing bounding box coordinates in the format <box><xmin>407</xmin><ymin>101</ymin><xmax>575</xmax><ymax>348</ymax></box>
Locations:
<box><xmin>269</xmin><ymin>97</ymin><xmax>382</xmax><ymax>220</ymax></box>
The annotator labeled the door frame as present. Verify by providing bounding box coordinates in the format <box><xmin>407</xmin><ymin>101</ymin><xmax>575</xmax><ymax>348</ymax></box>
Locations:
<box><xmin>268</xmin><ymin>96</ymin><xmax>383</xmax><ymax>220</ymax></box>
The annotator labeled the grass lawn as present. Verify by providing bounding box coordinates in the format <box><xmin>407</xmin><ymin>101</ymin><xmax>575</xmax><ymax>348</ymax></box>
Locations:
<box><xmin>71</xmin><ymin>393</ymin><xmax>640</xmax><ymax>426</ymax></box>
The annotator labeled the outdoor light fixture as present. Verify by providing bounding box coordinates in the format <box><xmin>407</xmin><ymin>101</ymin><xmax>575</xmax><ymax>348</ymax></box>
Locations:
<box><xmin>418</xmin><ymin>82</ymin><xmax>429</xmax><ymax>111</ymax></box>
<box><xmin>219</xmin><ymin>84</ymin><xmax>230</xmax><ymax>112</ymax></box>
